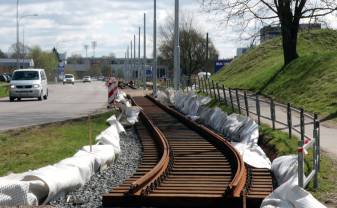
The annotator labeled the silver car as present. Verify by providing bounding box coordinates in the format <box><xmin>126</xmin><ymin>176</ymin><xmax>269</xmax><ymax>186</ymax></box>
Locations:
<box><xmin>9</xmin><ymin>69</ymin><xmax>48</xmax><ymax>102</ymax></box>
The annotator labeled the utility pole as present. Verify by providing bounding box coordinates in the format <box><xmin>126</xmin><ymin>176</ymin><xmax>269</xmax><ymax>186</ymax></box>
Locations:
<box><xmin>127</xmin><ymin>46</ymin><xmax>130</xmax><ymax>82</ymax></box>
<box><xmin>84</xmin><ymin>45</ymin><xmax>88</xmax><ymax>57</ymax></box>
<box><xmin>138</xmin><ymin>27</ymin><xmax>141</xmax><ymax>86</ymax></box>
<box><xmin>92</xmin><ymin>41</ymin><xmax>97</xmax><ymax>58</ymax></box>
<box><xmin>16</xmin><ymin>0</ymin><xmax>19</xmax><ymax>69</ymax></box>
<box><xmin>174</xmin><ymin>0</ymin><xmax>180</xmax><ymax>90</ymax></box>
<box><xmin>124</xmin><ymin>51</ymin><xmax>127</xmax><ymax>80</ymax></box>
<box><xmin>143</xmin><ymin>13</ymin><xmax>147</xmax><ymax>90</ymax></box>
<box><xmin>130</xmin><ymin>40</ymin><xmax>133</xmax><ymax>81</ymax></box>
<box><xmin>205</xmin><ymin>33</ymin><xmax>209</xmax><ymax>79</ymax></box>
<box><xmin>134</xmin><ymin>34</ymin><xmax>136</xmax><ymax>82</ymax></box>
<box><xmin>153</xmin><ymin>0</ymin><xmax>158</xmax><ymax>96</ymax></box>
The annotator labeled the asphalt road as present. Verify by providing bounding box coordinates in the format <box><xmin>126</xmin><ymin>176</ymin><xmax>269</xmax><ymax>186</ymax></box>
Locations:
<box><xmin>0</xmin><ymin>81</ymin><xmax>107</xmax><ymax>131</ymax></box>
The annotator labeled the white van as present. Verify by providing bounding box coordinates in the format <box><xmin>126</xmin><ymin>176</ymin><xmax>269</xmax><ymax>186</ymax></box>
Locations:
<box><xmin>9</xmin><ymin>69</ymin><xmax>48</xmax><ymax>102</ymax></box>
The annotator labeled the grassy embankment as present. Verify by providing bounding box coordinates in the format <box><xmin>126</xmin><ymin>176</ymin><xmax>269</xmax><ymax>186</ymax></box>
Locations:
<box><xmin>0</xmin><ymin>112</ymin><xmax>113</xmax><ymax>176</ymax></box>
<box><xmin>207</xmin><ymin>98</ymin><xmax>337</xmax><ymax>203</ymax></box>
<box><xmin>212</xmin><ymin>29</ymin><xmax>337</xmax><ymax>123</ymax></box>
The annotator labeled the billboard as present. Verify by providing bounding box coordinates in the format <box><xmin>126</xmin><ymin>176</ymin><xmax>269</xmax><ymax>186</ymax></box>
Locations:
<box><xmin>214</xmin><ymin>59</ymin><xmax>232</xmax><ymax>73</ymax></box>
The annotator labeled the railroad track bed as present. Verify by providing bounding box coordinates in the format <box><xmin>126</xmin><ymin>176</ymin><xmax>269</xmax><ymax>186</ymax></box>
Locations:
<box><xmin>103</xmin><ymin>96</ymin><xmax>273</xmax><ymax>208</ymax></box>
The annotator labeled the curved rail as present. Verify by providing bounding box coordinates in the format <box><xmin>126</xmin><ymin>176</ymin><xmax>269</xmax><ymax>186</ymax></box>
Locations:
<box><xmin>127</xmin><ymin>98</ymin><xmax>171</xmax><ymax>196</ymax></box>
<box><xmin>146</xmin><ymin>95</ymin><xmax>246</xmax><ymax>197</ymax></box>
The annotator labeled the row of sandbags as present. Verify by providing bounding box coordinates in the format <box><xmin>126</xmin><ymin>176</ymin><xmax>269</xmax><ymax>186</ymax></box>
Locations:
<box><xmin>0</xmin><ymin>89</ymin><xmax>141</xmax><ymax>206</ymax></box>
<box><xmin>157</xmin><ymin>89</ymin><xmax>326</xmax><ymax>208</ymax></box>
<box><xmin>159</xmin><ymin>89</ymin><xmax>271</xmax><ymax>169</ymax></box>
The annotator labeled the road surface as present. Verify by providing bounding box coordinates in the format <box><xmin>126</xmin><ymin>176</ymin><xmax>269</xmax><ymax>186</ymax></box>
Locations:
<box><xmin>0</xmin><ymin>81</ymin><xmax>107</xmax><ymax>131</ymax></box>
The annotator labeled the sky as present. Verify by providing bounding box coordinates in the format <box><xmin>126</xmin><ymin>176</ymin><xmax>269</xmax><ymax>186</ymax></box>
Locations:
<box><xmin>0</xmin><ymin>0</ymin><xmax>336</xmax><ymax>59</ymax></box>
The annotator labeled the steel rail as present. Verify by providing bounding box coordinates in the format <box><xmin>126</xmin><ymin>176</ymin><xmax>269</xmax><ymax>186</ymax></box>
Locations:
<box><xmin>146</xmin><ymin>95</ymin><xmax>246</xmax><ymax>197</ymax></box>
<box><xmin>127</xmin><ymin>98</ymin><xmax>171</xmax><ymax>196</ymax></box>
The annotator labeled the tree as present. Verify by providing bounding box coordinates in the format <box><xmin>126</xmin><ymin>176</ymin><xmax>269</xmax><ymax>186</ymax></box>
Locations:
<box><xmin>8</xmin><ymin>42</ymin><xmax>31</xmax><ymax>59</ymax></box>
<box><xmin>159</xmin><ymin>15</ymin><xmax>218</xmax><ymax>80</ymax></box>
<box><xmin>28</xmin><ymin>46</ymin><xmax>58</xmax><ymax>79</ymax></box>
<box><xmin>0</xmin><ymin>49</ymin><xmax>7</xmax><ymax>58</ymax></box>
<box><xmin>202</xmin><ymin>0</ymin><xmax>337</xmax><ymax>65</ymax></box>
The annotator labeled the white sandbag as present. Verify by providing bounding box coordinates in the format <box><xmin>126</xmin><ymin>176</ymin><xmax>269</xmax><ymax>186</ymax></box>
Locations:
<box><xmin>55</xmin><ymin>155</ymin><xmax>96</xmax><ymax>185</ymax></box>
<box><xmin>197</xmin><ymin>96</ymin><xmax>212</xmax><ymax>106</ymax></box>
<box><xmin>261</xmin><ymin>190</ymin><xmax>295</xmax><ymax>208</ymax></box>
<box><xmin>0</xmin><ymin>180</ymin><xmax>38</xmax><ymax>206</ymax></box>
<box><xmin>24</xmin><ymin>164</ymin><xmax>84</xmax><ymax>204</ymax></box>
<box><xmin>106</xmin><ymin>115</ymin><xmax>126</xmax><ymax>134</ymax></box>
<box><xmin>96</xmin><ymin>126</ymin><xmax>121</xmax><ymax>154</ymax></box>
<box><xmin>208</xmin><ymin>108</ymin><xmax>228</xmax><ymax>133</ymax></box>
<box><xmin>80</xmin><ymin>145</ymin><xmax>115</xmax><ymax>168</ymax></box>
<box><xmin>181</xmin><ymin>94</ymin><xmax>197</xmax><ymax>115</ymax></box>
<box><xmin>232</xmin><ymin>142</ymin><xmax>271</xmax><ymax>169</ymax></box>
<box><xmin>165</xmin><ymin>88</ymin><xmax>176</xmax><ymax>104</ymax></box>
<box><xmin>74</xmin><ymin>150</ymin><xmax>101</xmax><ymax>172</ymax></box>
<box><xmin>115</xmin><ymin>90</ymin><xmax>127</xmax><ymax>103</ymax></box>
<box><xmin>288</xmin><ymin>185</ymin><xmax>326</xmax><ymax>208</ymax></box>
<box><xmin>174</xmin><ymin>91</ymin><xmax>186</xmax><ymax>110</ymax></box>
<box><xmin>125</xmin><ymin>106</ymin><xmax>141</xmax><ymax>125</ymax></box>
<box><xmin>272</xmin><ymin>155</ymin><xmax>299</xmax><ymax>186</ymax></box>
<box><xmin>156</xmin><ymin>90</ymin><xmax>170</xmax><ymax>104</ymax></box>
<box><xmin>261</xmin><ymin>177</ymin><xmax>326</xmax><ymax>208</ymax></box>
<box><xmin>239</xmin><ymin>119</ymin><xmax>259</xmax><ymax>145</ymax></box>
<box><xmin>199</xmin><ymin>107</ymin><xmax>215</xmax><ymax>125</ymax></box>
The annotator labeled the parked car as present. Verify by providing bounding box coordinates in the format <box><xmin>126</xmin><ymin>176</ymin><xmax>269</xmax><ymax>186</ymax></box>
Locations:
<box><xmin>9</xmin><ymin>69</ymin><xmax>48</xmax><ymax>102</ymax></box>
<box><xmin>82</xmin><ymin>76</ymin><xmax>91</xmax><ymax>83</ymax></box>
<box><xmin>63</xmin><ymin>74</ymin><xmax>75</xmax><ymax>85</ymax></box>
<box><xmin>4</xmin><ymin>73</ymin><xmax>12</xmax><ymax>82</ymax></box>
<box><xmin>0</xmin><ymin>74</ymin><xmax>8</xmax><ymax>83</ymax></box>
<box><xmin>98</xmin><ymin>76</ymin><xmax>105</xmax><ymax>81</ymax></box>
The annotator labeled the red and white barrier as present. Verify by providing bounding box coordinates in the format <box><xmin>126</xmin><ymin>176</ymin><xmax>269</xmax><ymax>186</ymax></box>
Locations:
<box><xmin>107</xmin><ymin>77</ymin><xmax>118</xmax><ymax>108</ymax></box>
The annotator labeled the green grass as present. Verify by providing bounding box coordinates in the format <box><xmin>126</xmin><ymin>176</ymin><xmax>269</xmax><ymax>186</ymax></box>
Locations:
<box><xmin>212</xmin><ymin>29</ymin><xmax>337</xmax><ymax>122</ymax></box>
<box><xmin>0</xmin><ymin>84</ymin><xmax>8</xmax><ymax>98</ymax></box>
<box><xmin>0</xmin><ymin>112</ymin><xmax>114</xmax><ymax>176</ymax></box>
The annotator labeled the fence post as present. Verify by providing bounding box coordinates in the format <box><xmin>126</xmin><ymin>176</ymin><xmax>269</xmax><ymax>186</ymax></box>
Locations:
<box><xmin>229</xmin><ymin>88</ymin><xmax>234</xmax><ymax>112</ymax></box>
<box><xmin>235</xmin><ymin>89</ymin><xmax>241</xmax><ymax>114</ymax></box>
<box><xmin>197</xmin><ymin>76</ymin><xmax>201</xmax><ymax>91</ymax></box>
<box><xmin>222</xmin><ymin>85</ymin><xmax>227</xmax><ymax>105</ymax></box>
<box><xmin>256</xmin><ymin>94</ymin><xmax>261</xmax><ymax>125</ymax></box>
<box><xmin>216</xmin><ymin>83</ymin><xmax>221</xmax><ymax>102</ymax></box>
<box><xmin>298</xmin><ymin>139</ymin><xmax>304</xmax><ymax>188</ymax></box>
<box><xmin>298</xmin><ymin>108</ymin><xmax>305</xmax><ymax>188</ymax></box>
<box><xmin>287</xmin><ymin>103</ymin><xmax>292</xmax><ymax>138</ymax></box>
<box><xmin>244</xmin><ymin>91</ymin><xmax>249</xmax><ymax>116</ymax></box>
<box><xmin>270</xmin><ymin>98</ymin><xmax>276</xmax><ymax>130</ymax></box>
<box><xmin>207</xmin><ymin>79</ymin><xmax>210</xmax><ymax>96</ymax></box>
<box><xmin>313</xmin><ymin>113</ymin><xmax>318</xmax><ymax>190</ymax></box>
<box><xmin>211</xmin><ymin>80</ymin><xmax>216</xmax><ymax>100</ymax></box>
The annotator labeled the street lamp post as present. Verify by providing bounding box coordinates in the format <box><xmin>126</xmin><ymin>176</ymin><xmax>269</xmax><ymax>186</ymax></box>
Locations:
<box><xmin>20</xmin><ymin>14</ymin><xmax>38</xmax><ymax>65</ymax></box>
<box><xmin>153</xmin><ymin>0</ymin><xmax>158</xmax><ymax>96</ymax></box>
<box><xmin>16</xmin><ymin>0</ymin><xmax>19</xmax><ymax>69</ymax></box>
<box><xmin>138</xmin><ymin>27</ymin><xmax>141</xmax><ymax>86</ymax></box>
<box><xmin>143</xmin><ymin>13</ymin><xmax>147</xmax><ymax>90</ymax></box>
<box><xmin>174</xmin><ymin>0</ymin><xmax>180</xmax><ymax>90</ymax></box>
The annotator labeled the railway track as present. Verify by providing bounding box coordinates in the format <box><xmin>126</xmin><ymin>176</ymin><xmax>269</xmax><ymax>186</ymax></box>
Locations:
<box><xmin>103</xmin><ymin>96</ymin><xmax>273</xmax><ymax>207</ymax></box>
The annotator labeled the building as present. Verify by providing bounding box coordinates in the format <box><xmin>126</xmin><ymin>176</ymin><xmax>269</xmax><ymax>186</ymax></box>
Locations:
<box><xmin>260</xmin><ymin>23</ymin><xmax>322</xmax><ymax>43</ymax></box>
<box><xmin>0</xmin><ymin>58</ymin><xmax>34</xmax><ymax>73</ymax></box>
<box><xmin>236</xmin><ymin>48</ymin><xmax>250</xmax><ymax>57</ymax></box>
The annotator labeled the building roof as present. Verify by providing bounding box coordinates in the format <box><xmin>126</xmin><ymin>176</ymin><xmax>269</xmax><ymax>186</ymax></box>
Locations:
<box><xmin>0</xmin><ymin>58</ymin><xmax>34</xmax><ymax>64</ymax></box>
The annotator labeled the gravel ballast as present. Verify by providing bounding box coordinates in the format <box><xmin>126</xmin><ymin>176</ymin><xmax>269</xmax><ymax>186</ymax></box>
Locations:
<box><xmin>50</xmin><ymin>127</ymin><xmax>142</xmax><ymax>208</ymax></box>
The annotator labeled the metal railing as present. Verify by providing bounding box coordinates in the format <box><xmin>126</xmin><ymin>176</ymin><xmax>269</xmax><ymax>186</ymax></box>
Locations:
<box><xmin>162</xmin><ymin>77</ymin><xmax>321</xmax><ymax>190</ymax></box>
